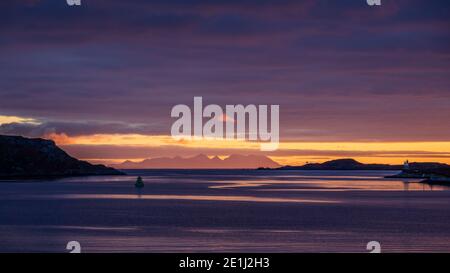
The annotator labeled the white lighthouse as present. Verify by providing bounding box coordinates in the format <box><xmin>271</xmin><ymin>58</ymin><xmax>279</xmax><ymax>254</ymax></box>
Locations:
<box><xmin>403</xmin><ymin>160</ymin><xmax>410</xmax><ymax>170</ymax></box>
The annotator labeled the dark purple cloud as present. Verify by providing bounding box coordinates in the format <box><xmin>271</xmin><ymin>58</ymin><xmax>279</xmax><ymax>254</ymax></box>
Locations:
<box><xmin>0</xmin><ymin>120</ymin><xmax>166</xmax><ymax>137</ymax></box>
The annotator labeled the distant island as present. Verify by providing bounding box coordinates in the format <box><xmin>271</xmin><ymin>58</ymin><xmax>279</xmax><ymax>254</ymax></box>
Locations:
<box><xmin>0</xmin><ymin>135</ymin><xmax>123</xmax><ymax>178</ymax></box>
<box><xmin>273</xmin><ymin>158</ymin><xmax>400</xmax><ymax>170</ymax></box>
<box><xmin>112</xmin><ymin>154</ymin><xmax>281</xmax><ymax>169</ymax></box>
<box><xmin>266</xmin><ymin>158</ymin><xmax>449</xmax><ymax>171</ymax></box>
<box><xmin>260</xmin><ymin>158</ymin><xmax>450</xmax><ymax>185</ymax></box>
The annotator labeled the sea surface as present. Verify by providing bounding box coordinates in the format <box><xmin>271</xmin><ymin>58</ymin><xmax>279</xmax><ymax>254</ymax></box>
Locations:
<box><xmin>1</xmin><ymin>170</ymin><xmax>450</xmax><ymax>253</ymax></box>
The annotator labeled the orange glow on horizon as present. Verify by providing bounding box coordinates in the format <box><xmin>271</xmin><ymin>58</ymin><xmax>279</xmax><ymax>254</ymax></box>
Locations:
<box><xmin>46</xmin><ymin>133</ymin><xmax>450</xmax><ymax>166</ymax></box>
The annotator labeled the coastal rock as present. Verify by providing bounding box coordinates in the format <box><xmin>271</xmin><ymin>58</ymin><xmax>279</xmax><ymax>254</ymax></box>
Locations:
<box><xmin>0</xmin><ymin>135</ymin><xmax>124</xmax><ymax>178</ymax></box>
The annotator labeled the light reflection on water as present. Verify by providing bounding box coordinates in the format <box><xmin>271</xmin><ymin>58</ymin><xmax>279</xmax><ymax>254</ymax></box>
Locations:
<box><xmin>45</xmin><ymin>170</ymin><xmax>450</xmax><ymax>192</ymax></box>
<box><xmin>45</xmin><ymin>194</ymin><xmax>338</xmax><ymax>204</ymax></box>
<box><xmin>2</xmin><ymin>170</ymin><xmax>450</xmax><ymax>253</ymax></box>
<box><xmin>209</xmin><ymin>179</ymin><xmax>446</xmax><ymax>191</ymax></box>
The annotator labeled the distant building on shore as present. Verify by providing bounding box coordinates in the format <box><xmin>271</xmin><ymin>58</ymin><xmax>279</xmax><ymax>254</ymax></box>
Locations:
<box><xmin>403</xmin><ymin>160</ymin><xmax>410</xmax><ymax>170</ymax></box>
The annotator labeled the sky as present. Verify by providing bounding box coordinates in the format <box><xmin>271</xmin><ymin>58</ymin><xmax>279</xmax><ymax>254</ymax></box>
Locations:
<box><xmin>0</xmin><ymin>0</ymin><xmax>450</xmax><ymax>165</ymax></box>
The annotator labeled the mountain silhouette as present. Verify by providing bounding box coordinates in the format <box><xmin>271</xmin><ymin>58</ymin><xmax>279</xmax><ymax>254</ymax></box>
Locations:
<box><xmin>112</xmin><ymin>154</ymin><xmax>281</xmax><ymax>169</ymax></box>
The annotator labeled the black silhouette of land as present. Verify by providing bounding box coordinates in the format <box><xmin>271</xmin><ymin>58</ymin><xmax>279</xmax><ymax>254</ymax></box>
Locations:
<box><xmin>0</xmin><ymin>135</ymin><xmax>123</xmax><ymax>178</ymax></box>
<box><xmin>261</xmin><ymin>158</ymin><xmax>450</xmax><ymax>184</ymax></box>
<box><xmin>267</xmin><ymin>158</ymin><xmax>449</xmax><ymax>171</ymax></box>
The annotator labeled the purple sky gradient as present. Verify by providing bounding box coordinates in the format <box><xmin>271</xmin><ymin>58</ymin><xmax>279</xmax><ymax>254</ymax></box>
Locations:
<box><xmin>1</xmin><ymin>0</ymin><xmax>449</xmax><ymax>144</ymax></box>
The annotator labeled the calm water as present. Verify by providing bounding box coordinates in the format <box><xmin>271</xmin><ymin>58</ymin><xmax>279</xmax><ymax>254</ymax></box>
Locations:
<box><xmin>1</xmin><ymin>170</ymin><xmax>450</xmax><ymax>253</ymax></box>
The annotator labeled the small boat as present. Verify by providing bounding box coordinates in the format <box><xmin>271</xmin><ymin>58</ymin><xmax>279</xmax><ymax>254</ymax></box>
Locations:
<box><xmin>135</xmin><ymin>176</ymin><xmax>144</xmax><ymax>188</ymax></box>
